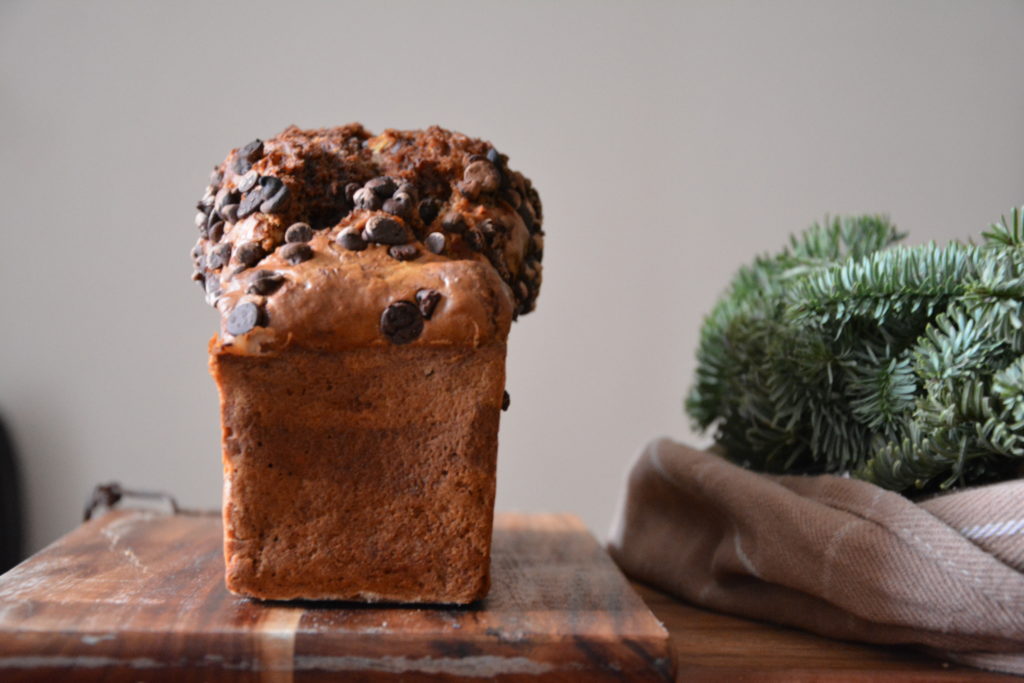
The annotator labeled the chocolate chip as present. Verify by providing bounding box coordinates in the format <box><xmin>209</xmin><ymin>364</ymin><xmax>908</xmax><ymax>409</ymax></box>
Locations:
<box><xmin>530</xmin><ymin>234</ymin><xmax>544</xmax><ymax>259</ymax></box>
<box><xmin>397</xmin><ymin>182</ymin><xmax>418</xmax><ymax>201</ymax></box>
<box><xmin>280</xmin><ymin>242</ymin><xmax>313</xmax><ymax>264</ymax></box>
<box><xmin>206</xmin><ymin>209</ymin><xmax>221</xmax><ymax>233</ymax></box>
<box><xmin>208</xmin><ymin>221</ymin><xmax>225</xmax><ymax>243</ymax></box>
<box><xmin>418</xmin><ymin>198</ymin><xmax>442</xmax><ymax>225</ymax></box>
<box><xmin>237</xmin><ymin>170</ymin><xmax>259</xmax><ymax>193</ymax></box>
<box><xmin>486</xmin><ymin>148</ymin><xmax>502</xmax><ymax>166</ymax></box>
<box><xmin>416</xmin><ymin>288</ymin><xmax>441</xmax><ymax>319</ymax></box>
<box><xmin>194</xmin><ymin>211</ymin><xmax>209</xmax><ymax>228</ymax></box>
<box><xmin>197</xmin><ymin>193</ymin><xmax>215</xmax><ymax>212</ymax></box>
<box><xmin>502</xmin><ymin>390</ymin><xmax>510</xmax><ymax>411</ymax></box>
<box><xmin>259</xmin><ymin>176</ymin><xmax>281</xmax><ymax>195</ymax></box>
<box><xmin>210</xmin><ymin>168</ymin><xmax>224</xmax><ymax>186</ymax></box>
<box><xmin>526</xmin><ymin>188</ymin><xmax>542</xmax><ymax>229</ymax></box>
<box><xmin>382</xmin><ymin>195</ymin><xmax>413</xmax><ymax>219</ymax></box>
<box><xmin>226</xmin><ymin>301</ymin><xmax>262</xmax><ymax>335</ymax></box>
<box><xmin>237</xmin><ymin>190</ymin><xmax>263</xmax><ymax>219</ymax></box>
<box><xmin>388</xmin><ymin>244</ymin><xmax>419</xmax><ymax>261</ymax></box>
<box><xmin>216</xmin><ymin>189</ymin><xmax>241</xmax><ymax>217</ymax></box>
<box><xmin>441</xmin><ymin>212</ymin><xmax>467</xmax><ymax>234</ymax></box>
<box><xmin>425</xmin><ymin>232</ymin><xmax>446</xmax><ymax>254</ymax></box>
<box><xmin>364</xmin><ymin>215</ymin><xmax>409</xmax><ymax>245</ymax></box>
<box><xmin>353</xmin><ymin>187</ymin><xmax>381</xmax><ymax>211</ymax></box>
<box><xmin>460</xmin><ymin>160</ymin><xmax>501</xmax><ymax>196</ymax></box>
<box><xmin>259</xmin><ymin>178</ymin><xmax>289</xmax><ymax>214</ymax></box>
<box><xmin>205</xmin><ymin>276</ymin><xmax>222</xmax><ymax>298</ymax></box>
<box><xmin>284</xmin><ymin>222</ymin><xmax>313</xmax><ymax>243</ymax></box>
<box><xmin>380</xmin><ymin>301</ymin><xmax>423</xmax><ymax>345</ymax></box>
<box><xmin>516</xmin><ymin>280</ymin><xmax>530</xmax><ymax>301</ymax></box>
<box><xmin>220</xmin><ymin>204</ymin><xmax>239</xmax><ymax>223</ymax></box>
<box><xmin>235</xmin><ymin>175</ymin><xmax>287</xmax><ymax>218</ymax></box>
<box><xmin>523</xmin><ymin>261</ymin><xmax>539</xmax><ymax>281</ymax></box>
<box><xmin>345</xmin><ymin>182</ymin><xmax>361</xmax><ymax>203</ymax></box>
<box><xmin>191</xmin><ymin>242</ymin><xmax>203</xmax><ymax>262</ymax></box>
<box><xmin>242</xmin><ymin>139</ymin><xmax>264</xmax><ymax>158</ymax></box>
<box><xmin>232</xmin><ymin>139</ymin><xmax>263</xmax><ymax>175</ymax></box>
<box><xmin>457</xmin><ymin>180</ymin><xmax>479</xmax><ymax>199</ymax></box>
<box><xmin>366</xmin><ymin>176</ymin><xmax>397</xmax><ymax>198</ymax></box>
<box><xmin>207</xmin><ymin>243</ymin><xmax>232</xmax><ymax>269</ymax></box>
<box><xmin>248</xmin><ymin>270</ymin><xmax>285</xmax><ymax>295</ymax></box>
<box><xmin>235</xmin><ymin>242</ymin><xmax>266</xmax><ymax>268</ymax></box>
<box><xmin>337</xmin><ymin>227</ymin><xmax>367</xmax><ymax>251</ymax></box>
<box><xmin>192</xmin><ymin>270</ymin><xmax>205</xmax><ymax>286</ymax></box>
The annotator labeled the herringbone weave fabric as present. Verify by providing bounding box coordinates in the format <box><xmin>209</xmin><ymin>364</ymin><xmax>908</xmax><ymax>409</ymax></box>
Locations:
<box><xmin>609</xmin><ymin>438</ymin><xmax>1024</xmax><ymax>675</ymax></box>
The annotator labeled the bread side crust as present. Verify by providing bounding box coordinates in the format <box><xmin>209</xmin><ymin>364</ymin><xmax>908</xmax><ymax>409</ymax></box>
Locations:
<box><xmin>211</xmin><ymin>343</ymin><xmax>505</xmax><ymax>603</ymax></box>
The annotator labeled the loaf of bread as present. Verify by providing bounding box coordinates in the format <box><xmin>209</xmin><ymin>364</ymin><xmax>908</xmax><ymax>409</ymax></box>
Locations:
<box><xmin>190</xmin><ymin>125</ymin><xmax>543</xmax><ymax>603</ymax></box>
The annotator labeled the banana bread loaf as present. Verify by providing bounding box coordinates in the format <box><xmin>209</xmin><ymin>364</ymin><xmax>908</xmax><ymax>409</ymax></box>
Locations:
<box><xmin>190</xmin><ymin>124</ymin><xmax>543</xmax><ymax>603</ymax></box>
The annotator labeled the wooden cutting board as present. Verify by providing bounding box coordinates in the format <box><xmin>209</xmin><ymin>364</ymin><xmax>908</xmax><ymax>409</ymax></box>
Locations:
<box><xmin>0</xmin><ymin>510</ymin><xmax>673</xmax><ymax>682</ymax></box>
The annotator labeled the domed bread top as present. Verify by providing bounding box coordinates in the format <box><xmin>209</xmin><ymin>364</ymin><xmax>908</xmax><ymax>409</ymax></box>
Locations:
<box><xmin>189</xmin><ymin>125</ymin><xmax>544</xmax><ymax>354</ymax></box>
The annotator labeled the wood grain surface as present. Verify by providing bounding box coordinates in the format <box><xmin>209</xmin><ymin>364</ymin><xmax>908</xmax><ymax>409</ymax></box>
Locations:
<box><xmin>634</xmin><ymin>583</ymin><xmax>1018</xmax><ymax>682</ymax></box>
<box><xmin>0</xmin><ymin>510</ymin><xmax>672</xmax><ymax>682</ymax></box>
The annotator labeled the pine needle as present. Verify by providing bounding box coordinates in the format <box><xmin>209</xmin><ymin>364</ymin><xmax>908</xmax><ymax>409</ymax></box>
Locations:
<box><xmin>686</xmin><ymin>208</ymin><xmax>1024</xmax><ymax>494</ymax></box>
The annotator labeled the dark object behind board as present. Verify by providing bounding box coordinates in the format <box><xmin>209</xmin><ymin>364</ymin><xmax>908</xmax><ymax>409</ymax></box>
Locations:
<box><xmin>0</xmin><ymin>416</ymin><xmax>23</xmax><ymax>573</ymax></box>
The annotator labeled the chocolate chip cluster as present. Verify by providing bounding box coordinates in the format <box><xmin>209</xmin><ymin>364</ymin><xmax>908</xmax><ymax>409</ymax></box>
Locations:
<box><xmin>192</xmin><ymin>147</ymin><xmax>312</xmax><ymax>321</ymax></box>
<box><xmin>337</xmin><ymin>149</ymin><xmax>544</xmax><ymax>321</ymax></box>
<box><xmin>449</xmin><ymin>147</ymin><xmax>543</xmax><ymax>319</ymax></box>
<box><xmin>379</xmin><ymin>289</ymin><xmax>442</xmax><ymax>345</ymax></box>
<box><xmin>190</xmin><ymin>125</ymin><xmax>544</xmax><ymax>342</ymax></box>
<box><xmin>335</xmin><ymin>175</ymin><xmax>442</xmax><ymax>263</ymax></box>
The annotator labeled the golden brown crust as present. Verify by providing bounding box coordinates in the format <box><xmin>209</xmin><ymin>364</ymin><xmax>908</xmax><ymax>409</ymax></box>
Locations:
<box><xmin>213</xmin><ymin>344</ymin><xmax>504</xmax><ymax>603</ymax></box>
<box><xmin>191</xmin><ymin>125</ymin><xmax>543</xmax><ymax>354</ymax></box>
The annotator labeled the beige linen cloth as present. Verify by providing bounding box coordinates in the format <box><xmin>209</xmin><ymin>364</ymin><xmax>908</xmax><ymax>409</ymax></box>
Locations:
<box><xmin>608</xmin><ymin>438</ymin><xmax>1024</xmax><ymax>675</ymax></box>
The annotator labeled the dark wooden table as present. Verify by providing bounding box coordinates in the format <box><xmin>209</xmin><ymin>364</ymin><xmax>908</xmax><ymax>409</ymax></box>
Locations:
<box><xmin>635</xmin><ymin>582</ymin><xmax>1016</xmax><ymax>681</ymax></box>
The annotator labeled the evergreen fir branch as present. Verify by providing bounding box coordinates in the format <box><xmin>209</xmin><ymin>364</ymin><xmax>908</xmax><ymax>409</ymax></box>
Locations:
<box><xmin>687</xmin><ymin>206</ymin><xmax>1024</xmax><ymax>495</ymax></box>
<box><xmin>992</xmin><ymin>355</ymin><xmax>1024</xmax><ymax>424</ymax></box>
<box><xmin>864</xmin><ymin>378</ymin><xmax>1018</xmax><ymax>492</ymax></box>
<box><xmin>965</xmin><ymin>247</ymin><xmax>1024</xmax><ymax>306</ymax></box>
<box><xmin>861</xmin><ymin>301</ymin><xmax>1024</xmax><ymax>491</ymax></box>
<box><xmin>785</xmin><ymin>214</ymin><xmax>905</xmax><ymax>265</ymax></box>
<box><xmin>787</xmin><ymin>242</ymin><xmax>980</xmax><ymax>328</ymax></box>
<box><xmin>913</xmin><ymin>304</ymin><xmax>1012</xmax><ymax>383</ymax></box>
<box><xmin>982</xmin><ymin>206</ymin><xmax>1024</xmax><ymax>247</ymax></box>
<box><xmin>842</xmin><ymin>345</ymin><xmax>917</xmax><ymax>435</ymax></box>
<box><xmin>686</xmin><ymin>215</ymin><xmax>903</xmax><ymax>433</ymax></box>
<box><xmin>859</xmin><ymin>423</ymin><xmax>930</xmax><ymax>491</ymax></box>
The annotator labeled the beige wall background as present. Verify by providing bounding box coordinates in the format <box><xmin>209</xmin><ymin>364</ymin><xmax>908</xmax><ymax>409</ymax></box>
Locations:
<box><xmin>2</xmin><ymin>0</ymin><xmax>1023</xmax><ymax>553</ymax></box>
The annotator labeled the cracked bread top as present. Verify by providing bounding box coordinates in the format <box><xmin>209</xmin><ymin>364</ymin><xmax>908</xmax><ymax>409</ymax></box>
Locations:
<box><xmin>190</xmin><ymin>124</ymin><xmax>544</xmax><ymax>353</ymax></box>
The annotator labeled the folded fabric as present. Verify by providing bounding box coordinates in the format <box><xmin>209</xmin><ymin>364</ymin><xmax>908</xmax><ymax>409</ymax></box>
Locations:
<box><xmin>608</xmin><ymin>438</ymin><xmax>1024</xmax><ymax>675</ymax></box>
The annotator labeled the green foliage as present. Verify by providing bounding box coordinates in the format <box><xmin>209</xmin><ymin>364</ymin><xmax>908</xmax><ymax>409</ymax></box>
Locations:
<box><xmin>686</xmin><ymin>208</ymin><xmax>1024</xmax><ymax>494</ymax></box>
